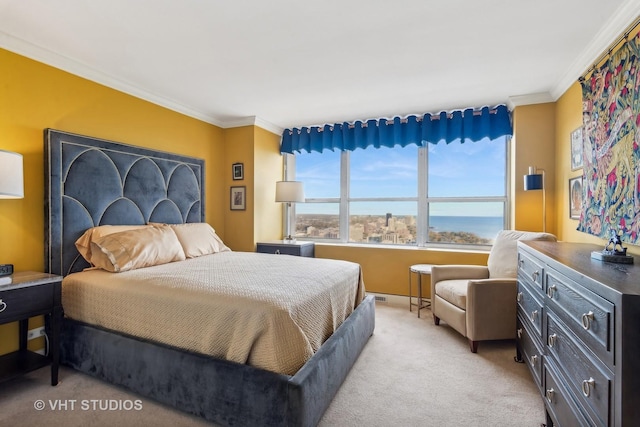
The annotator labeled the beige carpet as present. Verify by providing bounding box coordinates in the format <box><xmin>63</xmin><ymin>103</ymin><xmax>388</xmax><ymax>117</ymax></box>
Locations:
<box><xmin>0</xmin><ymin>302</ymin><xmax>545</xmax><ymax>426</ymax></box>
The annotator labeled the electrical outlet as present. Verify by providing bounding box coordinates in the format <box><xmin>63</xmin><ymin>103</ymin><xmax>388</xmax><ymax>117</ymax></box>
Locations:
<box><xmin>27</xmin><ymin>326</ymin><xmax>46</xmax><ymax>341</ymax></box>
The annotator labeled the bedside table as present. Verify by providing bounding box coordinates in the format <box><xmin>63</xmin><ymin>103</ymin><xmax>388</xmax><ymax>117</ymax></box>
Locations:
<box><xmin>256</xmin><ymin>241</ymin><xmax>315</xmax><ymax>257</ymax></box>
<box><xmin>0</xmin><ymin>271</ymin><xmax>62</xmax><ymax>386</ymax></box>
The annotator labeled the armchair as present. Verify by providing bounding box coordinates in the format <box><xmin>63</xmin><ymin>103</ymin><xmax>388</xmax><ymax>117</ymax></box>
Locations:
<box><xmin>430</xmin><ymin>230</ymin><xmax>556</xmax><ymax>353</ymax></box>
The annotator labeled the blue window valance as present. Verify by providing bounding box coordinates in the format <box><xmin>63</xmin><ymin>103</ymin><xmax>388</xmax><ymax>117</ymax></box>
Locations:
<box><xmin>281</xmin><ymin>105</ymin><xmax>512</xmax><ymax>154</ymax></box>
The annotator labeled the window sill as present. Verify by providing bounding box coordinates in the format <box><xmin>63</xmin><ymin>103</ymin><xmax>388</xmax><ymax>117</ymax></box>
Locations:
<box><xmin>313</xmin><ymin>241</ymin><xmax>491</xmax><ymax>254</ymax></box>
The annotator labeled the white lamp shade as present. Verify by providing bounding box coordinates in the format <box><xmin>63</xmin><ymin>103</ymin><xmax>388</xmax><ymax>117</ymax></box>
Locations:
<box><xmin>0</xmin><ymin>150</ymin><xmax>24</xmax><ymax>199</ymax></box>
<box><xmin>275</xmin><ymin>181</ymin><xmax>304</xmax><ymax>203</ymax></box>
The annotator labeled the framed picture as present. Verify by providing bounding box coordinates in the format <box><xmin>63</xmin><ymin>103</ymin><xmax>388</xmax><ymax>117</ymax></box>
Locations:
<box><xmin>232</xmin><ymin>163</ymin><xmax>244</xmax><ymax>180</ymax></box>
<box><xmin>570</xmin><ymin>127</ymin><xmax>583</xmax><ymax>170</ymax></box>
<box><xmin>230</xmin><ymin>186</ymin><xmax>246</xmax><ymax>211</ymax></box>
<box><xmin>569</xmin><ymin>176</ymin><xmax>583</xmax><ymax>219</ymax></box>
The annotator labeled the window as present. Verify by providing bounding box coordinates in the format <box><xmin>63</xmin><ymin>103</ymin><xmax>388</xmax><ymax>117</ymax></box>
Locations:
<box><xmin>291</xmin><ymin>136</ymin><xmax>509</xmax><ymax>247</ymax></box>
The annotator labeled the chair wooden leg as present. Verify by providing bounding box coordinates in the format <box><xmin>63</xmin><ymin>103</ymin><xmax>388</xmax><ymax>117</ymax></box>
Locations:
<box><xmin>433</xmin><ymin>314</ymin><xmax>440</xmax><ymax>325</ymax></box>
<box><xmin>469</xmin><ymin>339</ymin><xmax>478</xmax><ymax>353</ymax></box>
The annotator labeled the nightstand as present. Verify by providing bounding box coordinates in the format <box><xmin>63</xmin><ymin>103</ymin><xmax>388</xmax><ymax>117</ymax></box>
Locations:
<box><xmin>0</xmin><ymin>271</ymin><xmax>62</xmax><ymax>386</ymax></box>
<box><xmin>256</xmin><ymin>241</ymin><xmax>315</xmax><ymax>257</ymax></box>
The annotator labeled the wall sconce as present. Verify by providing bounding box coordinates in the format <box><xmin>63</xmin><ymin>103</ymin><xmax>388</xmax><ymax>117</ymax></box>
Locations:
<box><xmin>523</xmin><ymin>166</ymin><xmax>545</xmax><ymax>232</ymax></box>
<box><xmin>0</xmin><ymin>150</ymin><xmax>24</xmax><ymax>199</ymax></box>
<box><xmin>275</xmin><ymin>181</ymin><xmax>304</xmax><ymax>242</ymax></box>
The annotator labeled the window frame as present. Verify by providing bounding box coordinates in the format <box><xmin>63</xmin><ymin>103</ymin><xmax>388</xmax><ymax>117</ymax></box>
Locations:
<box><xmin>286</xmin><ymin>137</ymin><xmax>511</xmax><ymax>248</ymax></box>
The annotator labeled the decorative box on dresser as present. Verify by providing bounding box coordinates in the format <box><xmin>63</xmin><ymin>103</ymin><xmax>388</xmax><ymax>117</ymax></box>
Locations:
<box><xmin>516</xmin><ymin>240</ymin><xmax>640</xmax><ymax>427</ymax></box>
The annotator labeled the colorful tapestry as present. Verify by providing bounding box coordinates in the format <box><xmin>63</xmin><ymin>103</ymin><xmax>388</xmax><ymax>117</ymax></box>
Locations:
<box><xmin>579</xmin><ymin>32</ymin><xmax>640</xmax><ymax>244</ymax></box>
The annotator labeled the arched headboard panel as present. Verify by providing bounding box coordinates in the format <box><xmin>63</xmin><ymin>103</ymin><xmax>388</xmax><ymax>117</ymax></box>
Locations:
<box><xmin>44</xmin><ymin>129</ymin><xmax>205</xmax><ymax>276</ymax></box>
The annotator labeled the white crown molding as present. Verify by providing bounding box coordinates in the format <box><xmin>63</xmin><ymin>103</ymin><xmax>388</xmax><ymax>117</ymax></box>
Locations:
<box><xmin>222</xmin><ymin>116</ymin><xmax>283</xmax><ymax>135</ymax></box>
<box><xmin>0</xmin><ymin>31</ymin><xmax>226</xmax><ymax>128</ymax></box>
<box><xmin>551</xmin><ymin>0</ymin><xmax>640</xmax><ymax>100</ymax></box>
<box><xmin>507</xmin><ymin>92</ymin><xmax>555</xmax><ymax>109</ymax></box>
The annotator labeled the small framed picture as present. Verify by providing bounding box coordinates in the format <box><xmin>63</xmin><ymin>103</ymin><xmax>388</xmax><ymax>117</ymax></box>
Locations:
<box><xmin>569</xmin><ymin>176</ymin><xmax>583</xmax><ymax>219</ymax></box>
<box><xmin>232</xmin><ymin>163</ymin><xmax>244</xmax><ymax>180</ymax></box>
<box><xmin>570</xmin><ymin>127</ymin><xmax>583</xmax><ymax>170</ymax></box>
<box><xmin>230</xmin><ymin>186</ymin><xmax>246</xmax><ymax>211</ymax></box>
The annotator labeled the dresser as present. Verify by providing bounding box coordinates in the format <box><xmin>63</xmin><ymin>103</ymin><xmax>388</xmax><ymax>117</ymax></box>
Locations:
<box><xmin>516</xmin><ymin>241</ymin><xmax>640</xmax><ymax>426</ymax></box>
<box><xmin>256</xmin><ymin>241</ymin><xmax>315</xmax><ymax>257</ymax></box>
<box><xmin>0</xmin><ymin>271</ymin><xmax>63</xmax><ymax>386</ymax></box>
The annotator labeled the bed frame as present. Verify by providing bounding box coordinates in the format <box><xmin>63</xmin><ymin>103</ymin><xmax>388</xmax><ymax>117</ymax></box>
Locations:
<box><xmin>44</xmin><ymin>129</ymin><xmax>375</xmax><ymax>426</ymax></box>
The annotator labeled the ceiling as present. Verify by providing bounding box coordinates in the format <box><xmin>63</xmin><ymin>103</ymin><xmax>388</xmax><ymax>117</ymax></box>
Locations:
<box><xmin>1</xmin><ymin>0</ymin><xmax>639</xmax><ymax>133</ymax></box>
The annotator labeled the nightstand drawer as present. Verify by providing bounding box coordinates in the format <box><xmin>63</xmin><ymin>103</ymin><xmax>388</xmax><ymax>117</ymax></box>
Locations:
<box><xmin>0</xmin><ymin>284</ymin><xmax>55</xmax><ymax>323</ymax></box>
<box><xmin>256</xmin><ymin>241</ymin><xmax>315</xmax><ymax>257</ymax></box>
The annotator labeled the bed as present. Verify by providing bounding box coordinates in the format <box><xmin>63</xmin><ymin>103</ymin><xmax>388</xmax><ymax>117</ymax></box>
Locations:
<box><xmin>44</xmin><ymin>129</ymin><xmax>375</xmax><ymax>426</ymax></box>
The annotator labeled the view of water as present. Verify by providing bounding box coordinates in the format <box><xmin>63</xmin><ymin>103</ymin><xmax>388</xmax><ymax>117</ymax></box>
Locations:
<box><xmin>429</xmin><ymin>216</ymin><xmax>503</xmax><ymax>240</ymax></box>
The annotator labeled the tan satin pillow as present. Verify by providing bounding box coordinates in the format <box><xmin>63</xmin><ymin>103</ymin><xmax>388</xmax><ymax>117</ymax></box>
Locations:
<box><xmin>90</xmin><ymin>226</ymin><xmax>186</xmax><ymax>272</ymax></box>
<box><xmin>153</xmin><ymin>223</ymin><xmax>231</xmax><ymax>258</ymax></box>
<box><xmin>75</xmin><ymin>224</ymin><xmax>150</xmax><ymax>264</ymax></box>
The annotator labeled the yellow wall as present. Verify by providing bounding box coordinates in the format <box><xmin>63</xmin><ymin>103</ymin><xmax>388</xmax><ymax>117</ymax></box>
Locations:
<box><xmin>512</xmin><ymin>103</ymin><xmax>556</xmax><ymax>234</ymax></box>
<box><xmin>253</xmin><ymin>126</ymin><xmax>284</xmax><ymax>244</ymax></box>
<box><xmin>0</xmin><ymin>48</ymin><xmax>226</xmax><ymax>354</ymax></box>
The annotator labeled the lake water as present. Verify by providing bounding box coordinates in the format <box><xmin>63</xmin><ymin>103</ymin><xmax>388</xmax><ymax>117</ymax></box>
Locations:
<box><xmin>429</xmin><ymin>216</ymin><xmax>503</xmax><ymax>240</ymax></box>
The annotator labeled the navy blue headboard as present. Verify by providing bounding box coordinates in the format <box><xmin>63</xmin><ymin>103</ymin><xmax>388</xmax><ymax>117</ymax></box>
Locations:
<box><xmin>44</xmin><ymin>129</ymin><xmax>205</xmax><ymax>276</ymax></box>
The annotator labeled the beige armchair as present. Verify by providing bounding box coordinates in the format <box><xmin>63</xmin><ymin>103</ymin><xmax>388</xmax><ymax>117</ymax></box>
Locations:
<box><xmin>430</xmin><ymin>230</ymin><xmax>557</xmax><ymax>353</ymax></box>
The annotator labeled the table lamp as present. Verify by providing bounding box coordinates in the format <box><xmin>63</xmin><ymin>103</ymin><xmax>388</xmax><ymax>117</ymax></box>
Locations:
<box><xmin>275</xmin><ymin>180</ymin><xmax>304</xmax><ymax>241</ymax></box>
<box><xmin>0</xmin><ymin>149</ymin><xmax>24</xmax><ymax>276</ymax></box>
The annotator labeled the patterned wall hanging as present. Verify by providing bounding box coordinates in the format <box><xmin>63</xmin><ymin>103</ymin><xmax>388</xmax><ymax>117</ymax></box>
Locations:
<box><xmin>579</xmin><ymin>31</ymin><xmax>640</xmax><ymax>244</ymax></box>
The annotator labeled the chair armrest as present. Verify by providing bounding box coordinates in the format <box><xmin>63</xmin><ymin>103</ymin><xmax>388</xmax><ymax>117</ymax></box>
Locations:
<box><xmin>466</xmin><ymin>278</ymin><xmax>518</xmax><ymax>341</ymax></box>
<box><xmin>431</xmin><ymin>265</ymin><xmax>489</xmax><ymax>284</ymax></box>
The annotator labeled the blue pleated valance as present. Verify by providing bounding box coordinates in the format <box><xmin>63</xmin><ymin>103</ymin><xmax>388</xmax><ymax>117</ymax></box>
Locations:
<box><xmin>281</xmin><ymin>105</ymin><xmax>512</xmax><ymax>154</ymax></box>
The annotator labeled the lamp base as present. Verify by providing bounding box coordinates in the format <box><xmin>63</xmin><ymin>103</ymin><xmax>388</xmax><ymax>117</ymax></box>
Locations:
<box><xmin>283</xmin><ymin>235</ymin><xmax>297</xmax><ymax>243</ymax></box>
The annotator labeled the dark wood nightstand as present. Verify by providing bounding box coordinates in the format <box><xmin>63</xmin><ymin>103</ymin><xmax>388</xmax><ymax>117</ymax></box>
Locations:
<box><xmin>0</xmin><ymin>271</ymin><xmax>62</xmax><ymax>386</ymax></box>
<box><xmin>256</xmin><ymin>241</ymin><xmax>315</xmax><ymax>257</ymax></box>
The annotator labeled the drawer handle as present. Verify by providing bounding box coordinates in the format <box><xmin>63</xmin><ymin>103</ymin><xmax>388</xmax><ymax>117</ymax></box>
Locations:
<box><xmin>516</xmin><ymin>292</ymin><xmax>523</xmax><ymax>302</ymax></box>
<box><xmin>275</xmin><ymin>249</ymin><xmax>281</xmax><ymax>255</ymax></box>
<box><xmin>0</xmin><ymin>299</ymin><xmax>5</xmax><ymax>313</ymax></box>
<box><xmin>546</xmin><ymin>285</ymin><xmax>556</xmax><ymax>299</ymax></box>
<box><xmin>517</xmin><ymin>328</ymin><xmax>523</xmax><ymax>339</ymax></box>
<box><xmin>548</xmin><ymin>333</ymin><xmax>557</xmax><ymax>347</ymax></box>
<box><xmin>529</xmin><ymin>310</ymin><xmax>538</xmax><ymax>323</ymax></box>
<box><xmin>529</xmin><ymin>354</ymin><xmax>538</xmax><ymax>367</ymax></box>
<box><xmin>582</xmin><ymin>377</ymin><xmax>596</xmax><ymax>397</ymax></box>
<box><xmin>581</xmin><ymin>311</ymin><xmax>594</xmax><ymax>330</ymax></box>
<box><xmin>531</xmin><ymin>271</ymin><xmax>539</xmax><ymax>282</ymax></box>
<box><xmin>545</xmin><ymin>388</ymin><xmax>555</xmax><ymax>403</ymax></box>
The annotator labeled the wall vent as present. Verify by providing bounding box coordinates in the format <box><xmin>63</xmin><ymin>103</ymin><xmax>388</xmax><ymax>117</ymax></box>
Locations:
<box><xmin>374</xmin><ymin>295</ymin><xmax>387</xmax><ymax>303</ymax></box>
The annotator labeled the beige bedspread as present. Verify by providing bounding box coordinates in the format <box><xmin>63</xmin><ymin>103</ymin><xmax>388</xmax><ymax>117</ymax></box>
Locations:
<box><xmin>62</xmin><ymin>251</ymin><xmax>365</xmax><ymax>375</ymax></box>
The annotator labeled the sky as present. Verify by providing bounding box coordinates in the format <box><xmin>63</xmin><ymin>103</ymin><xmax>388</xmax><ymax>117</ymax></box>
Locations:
<box><xmin>295</xmin><ymin>136</ymin><xmax>507</xmax><ymax>217</ymax></box>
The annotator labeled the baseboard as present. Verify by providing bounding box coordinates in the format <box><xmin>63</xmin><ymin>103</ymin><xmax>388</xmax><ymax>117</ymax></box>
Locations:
<box><xmin>367</xmin><ymin>293</ymin><xmax>409</xmax><ymax>308</ymax></box>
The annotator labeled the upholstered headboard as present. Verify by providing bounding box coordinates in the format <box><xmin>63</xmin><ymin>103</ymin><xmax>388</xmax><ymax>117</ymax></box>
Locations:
<box><xmin>44</xmin><ymin>129</ymin><xmax>205</xmax><ymax>276</ymax></box>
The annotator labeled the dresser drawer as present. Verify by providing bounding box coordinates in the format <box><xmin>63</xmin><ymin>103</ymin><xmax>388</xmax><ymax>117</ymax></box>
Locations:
<box><xmin>545</xmin><ymin>268</ymin><xmax>614</xmax><ymax>366</ymax></box>
<box><xmin>517</xmin><ymin>280</ymin><xmax>544</xmax><ymax>338</ymax></box>
<box><xmin>546</xmin><ymin>312</ymin><xmax>612</xmax><ymax>426</ymax></box>
<box><xmin>518</xmin><ymin>251</ymin><xmax>545</xmax><ymax>295</ymax></box>
<box><xmin>544</xmin><ymin>361</ymin><xmax>593</xmax><ymax>427</ymax></box>
<box><xmin>517</xmin><ymin>315</ymin><xmax>544</xmax><ymax>390</ymax></box>
<box><xmin>0</xmin><ymin>284</ymin><xmax>55</xmax><ymax>323</ymax></box>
